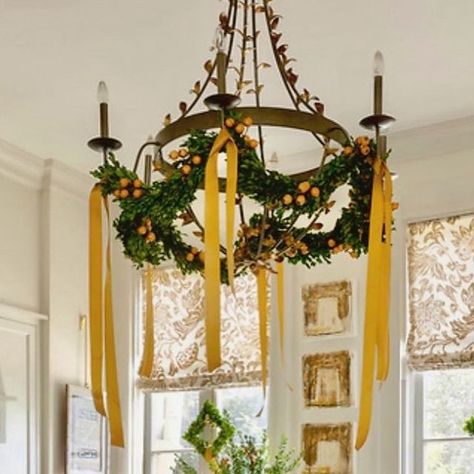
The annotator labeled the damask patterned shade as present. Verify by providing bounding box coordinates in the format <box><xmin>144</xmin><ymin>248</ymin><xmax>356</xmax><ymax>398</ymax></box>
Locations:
<box><xmin>407</xmin><ymin>214</ymin><xmax>474</xmax><ymax>371</ymax></box>
<box><xmin>136</xmin><ymin>267</ymin><xmax>263</xmax><ymax>391</ymax></box>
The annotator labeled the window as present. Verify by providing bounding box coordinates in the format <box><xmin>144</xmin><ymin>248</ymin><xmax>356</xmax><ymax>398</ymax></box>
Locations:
<box><xmin>144</xmin><ymin>386</ymin><xmax>267</xmax><ymax>473</ymax></box>
<box><xmin>413</xmin><ymin>369</ymin><xmax>474</xmax><ymax>474</ymax></box>
<box><xmin>137</xmin><ymin>268</ymin><xmax>269</xmax><ymax>473</ymax></box>
<box><xmin>406</xmin><ymin>214</ymin><xmax>474</xmax><ymax>474</ymax></box>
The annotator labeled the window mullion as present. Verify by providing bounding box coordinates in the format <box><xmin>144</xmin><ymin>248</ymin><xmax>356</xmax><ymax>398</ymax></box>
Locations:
<box><xmin>414</xmin><ymin>372</ymin><xmax>424</xmax><ymax>474</ymax></box>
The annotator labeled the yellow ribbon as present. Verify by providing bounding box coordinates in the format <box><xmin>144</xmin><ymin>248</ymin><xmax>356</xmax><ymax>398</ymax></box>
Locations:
<box><xmin>89</xmin><ymin>185</ymin><xmax>106</xmax><ymax>417</ymax></box>
<box><xmin>88</xmin><ymin>185</ymin><xmax>124</xmax><ymax>447</ymax></box>
<box><xmin>103</xmin><ymin>198</ymin><xmax>124</xmax><ymax>447</ymax></box>
<box><xmin>376</xmin><ymin>164</ymin><xmax>393</xmax><ymax>382</ymax></box>
<box><xmin>257</xmin><ymin>267</ymin><xmax>268</xmax><ymax>396</ymax></box>
<box><xmin>204</xmin><ymin>128</ymin><xmax>238</xmax><ymax>371</ymax></box>
<box><xmin>355</xmin><ymin>158</ymin><xmax>393</xmax><ymax>450</ymax></box>
<box><xmin>139</xmin><ymin>265</ymin><xmax>155</xmax><ymax>378</ymax></box>
<box><xmin>276</xmin><ymin>261</ymin><xmax>285</xmax><ymax>363</ymax></box>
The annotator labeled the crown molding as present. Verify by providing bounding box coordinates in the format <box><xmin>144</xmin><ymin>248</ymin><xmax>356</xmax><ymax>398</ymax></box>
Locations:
<box><xmin>0</xmin><ymin>137</ymin><xmax>93</xmax><ymax>199</ymax></box>
<box><xmin>389</xmin><ymin>114</ymin><xmax>474</xmax><ymax>163</ymax></box>
<box><xmin>0</xmin><ymin>138</ymin><xmax>45</xmax><ymax>190</ymax></box>
<box><xmin>278</xmin><ymin>114</ymin><xmax>474</xmax><ymax>167</ymax></box>
<box><xmin>42</xmin><ymin>159</ymin><xmax>93</xmax><ymax>201</ymax></box>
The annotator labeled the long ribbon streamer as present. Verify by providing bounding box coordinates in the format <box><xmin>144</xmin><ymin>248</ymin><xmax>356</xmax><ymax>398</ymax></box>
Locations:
<box><xmin>355</xmin><ymin>158</ymin><xmax>393</xmax><ymax>450</ymax></box>
<box><xmin>257</xmin><ymin>267</ymin><xmax>268</xmax><ymax>396</ymax></box>
<box><xmin>139</xmin><ymin>265</ymin><xmax>155</xmax><ymax>378</ymax></box>
<box><xmin>88</xmin><ymin>185</ymin><xmax>124</xmax><ymax>447</ymax></box>
<box><xmin>376</xmin><ymin>164</ymin><xmax>393</xmax><ymax>382</ymax></box>
<box><xmin>89</xmin><ymin>185</ymin><xmax>106</xmax><ymax>417</ymax></box>
<box><xmin>103</xmin><ymin>198</ymin><xmax>124</xmax><ymax>447</ymax></box>
<box><xmin>204</xmin><ymin>128</ymin><xmax>238</xmax><ymax>371</ymax></box>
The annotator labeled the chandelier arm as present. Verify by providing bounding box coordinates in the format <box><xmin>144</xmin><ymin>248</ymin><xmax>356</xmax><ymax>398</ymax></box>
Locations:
<box><xmin>295</xmin><ymin>209</ymin><xmax>325</xmax><ymax>242</ymax></box>
<box><xmin>251</xmin><ymin>0</ymin><xmax>266</xmax><ymax>166</ymax></box>
<box><xmin>182</xmin><ymin>62</ymin><xmax>217</xmax><ymax>119</ymax></box>
<box><xmin>155</xmin><ymin>108</ymin><xmax>349</xmax><ymax>150</ymax></box>
<box><xmin>237</xmin><ymin>192</ymin><xmax>247</xmax><ymax>226</ymax></box>
<box><xmin>179</xmin><ymin>0</ymin><xmax>237</xmax><ymax>119</ymax></box>
<box><xmin>186</xmin><ymin>205</ymin><xmax>228</xmax><ymax>256</ymax></box>
<box><xmin>262</xmin><ymin>0</ymin><xmax>318</xmax><ymax>116</ymax></box>
<box><xmin>235</xmin><ymin>0</ymin><xmax>250</xmax><ymax>97</ymax></box>
<box><xmin>225</xmin><ymin>0</ymin><xmax>239</xmax><ymax>69</ymax></box>
<box><xmin>132</xmin><ymin>141</ymin><xmax>162</xmax><ymax>174</ymax></box>
<box><xmin>261</xmin><ymin>0</ymin><xmax>325</xmax><ymax>147</ymax></box>
<box><xmin>261</xmin><ymin>0</ymin><xmax>302</xmax><ymax>112</ymax></box>
<box><xmin>255</xmin><ymin>205</ymin><xmax>269</xmax><ymax>260</ymax></box>
<box><xmin>269</xmin><ymin>212</ymin><xmax>300</xmax><ymax>255</ymax></box>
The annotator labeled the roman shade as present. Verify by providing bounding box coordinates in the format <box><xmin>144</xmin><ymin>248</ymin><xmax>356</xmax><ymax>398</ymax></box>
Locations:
<box><xmin>407</xmin><ymin>213</ymin><xmax>474</xmax><ymax>370</ymax></box>
<box><xmin>136</xmin><ymin>267</ymin><xmax>263</xmax><ymax>391</ymax></box>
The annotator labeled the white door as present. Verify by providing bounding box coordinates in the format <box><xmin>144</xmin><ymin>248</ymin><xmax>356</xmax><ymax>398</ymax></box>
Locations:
<box><xmin>0</xmin><ymin>309</ymin><xmax>41</xmax><ymax>474</ymax></box>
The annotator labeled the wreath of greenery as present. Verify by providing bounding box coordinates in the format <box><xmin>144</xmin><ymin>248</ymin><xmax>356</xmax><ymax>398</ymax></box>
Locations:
<box><xmin>182</xmin><ymin>400</ymin><xmax>235</xmax><ymax>459</ymax></box>
<box><xmin>92</xmin><ymin>111</ymin><xmax>390</xmax><ymax>281</ymax></box>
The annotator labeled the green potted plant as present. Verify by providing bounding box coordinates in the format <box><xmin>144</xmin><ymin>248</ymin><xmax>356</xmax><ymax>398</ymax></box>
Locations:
<box><xmin>463</xmin><ymin>416</ymin><xmax>474</xmax><ymax>436</ymax></box>
<box><xmin>172</xmin><ymin>401</ymin><xmax>301</xmax><ymax>473</ymax></box>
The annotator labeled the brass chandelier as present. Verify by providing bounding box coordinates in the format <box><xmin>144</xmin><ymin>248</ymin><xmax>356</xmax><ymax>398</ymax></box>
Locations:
<box><xmin>87</xmin><ymin>0</ymin><xmax>396</xmax><ymax>450</ymax></box>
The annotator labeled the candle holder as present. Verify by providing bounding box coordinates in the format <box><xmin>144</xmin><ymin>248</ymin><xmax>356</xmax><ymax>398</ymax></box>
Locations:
<box><xmin>359</xmin><ymin>113</ymin><xmax>395</xmax><ymax>131</ymax></box>
<box><xmin>87</xmin><ymin>136</ymin><xmax>122</xmax><ymax>153</ymax></box>
<box><xmin>88</xmin><ymin>81</ymin><xmax>123</xmax><ymax>157</ymax></box>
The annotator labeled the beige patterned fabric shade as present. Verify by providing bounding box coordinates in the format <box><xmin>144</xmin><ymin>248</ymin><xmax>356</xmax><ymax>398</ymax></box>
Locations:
<box><xmin>136</xmin><ymin>267</ymin><xmax>263</xmax><ymax>391</ymax></box>
<box><xmin>407</xmin><ymin>214</ymin><xmax>474</xmax><ymax>371</ymax></box>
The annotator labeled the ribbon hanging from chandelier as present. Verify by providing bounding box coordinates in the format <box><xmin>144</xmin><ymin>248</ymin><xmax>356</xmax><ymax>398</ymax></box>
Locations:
<box><xmin>89</xmin><ymin>184</ymin><xmax>124</xmax><ymax>447</ymax></box>
<box><xmin>355</xmin><ymin>158</ymin><xmax>393</xmax><ymax>450</ymax></box>
<box><xmin>204</xmin><ymin>127</ymin><xmax>238</xmax><ymax>371</ymax></box>
<box><xmin>138</xmin><ymin>264</ymin><xmax>155</xmax><ymax>378</ymax></box>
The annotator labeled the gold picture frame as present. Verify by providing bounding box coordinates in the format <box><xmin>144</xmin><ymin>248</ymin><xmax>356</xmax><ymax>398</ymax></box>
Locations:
<box><xmin>303</xmin><ymin>351</ymin><xmax>351</xmax><ymax>408</ymax></box>
<box><xmin>302</xmin><ymin>423</ymin><xmax>353</xmax><ymax>474</ymax></box>
<box><xmin>302</xmin><ymin>281</ymin><xmax>352</xmax><ymax>336</ymax></box>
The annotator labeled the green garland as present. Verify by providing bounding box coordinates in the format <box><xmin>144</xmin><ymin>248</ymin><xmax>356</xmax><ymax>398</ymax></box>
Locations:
<box><xmin>464</xmin><ymin>416</ymin><xmax>474</xmax><ymax>436</ymax></box>
<box><xmin>183</xmin><ymin>400</ymin><xmax>235</xmax><ymax>459</ymax></box>
<box><xmin>92</xmin><ymin>111</ymin><xmax>391</xmax><ymax>281</ymax></box>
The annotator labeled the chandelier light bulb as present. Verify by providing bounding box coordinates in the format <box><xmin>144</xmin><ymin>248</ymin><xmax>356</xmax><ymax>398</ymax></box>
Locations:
<box><xmin>373</xmin><ymin>50</ymin><xmax>385</xmax><ymax>77</ymax></box>
<box><xmin>97</xmin><ymin>81</ymin><xmax>109</xmax><ymax>104</ymax></box>
<box><xmin>213</xmin><ymin>26</ymin><xmax>228</xmax><ymax>53</ymax></box>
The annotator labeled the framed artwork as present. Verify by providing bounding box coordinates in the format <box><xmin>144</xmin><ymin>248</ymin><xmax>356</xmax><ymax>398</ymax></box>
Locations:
<box><xmin>302</xmin><ymin>281</ymin><xmax>352</xmax><ymax>336</ymax></box>
<box><xmin>303</xmin><ymin>351</ymin><xmax>351</xmax><ymax>408</ymax></box>
<box><xmin>66</xmin><ymin>385</ymin><xmax>109</xmax><ymax>474</ymax></box>
<box><xmin>302</xmin><ymin>423</ymin><xmax>353</xmax><ymax>474</ymax></box>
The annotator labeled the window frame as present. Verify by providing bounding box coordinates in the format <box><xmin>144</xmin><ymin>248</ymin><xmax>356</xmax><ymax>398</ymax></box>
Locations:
<box><xmin>410</xmin><ymin>370</ymin><xmax>474</xmax><ymax>474</ymax></box>
<box><xmin>143</xmin><ymin>386</ymin><xmax>267</xmax><ymax>474</ymax></box>
<box><xmin>143</xmin><ymin>389</ymin><xmax>214</xmax><ymax>474</ymax></box>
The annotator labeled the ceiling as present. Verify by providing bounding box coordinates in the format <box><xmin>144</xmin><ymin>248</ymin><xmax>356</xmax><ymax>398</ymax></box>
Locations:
<box><xmin>0</xmin><ymin>0</ymin><xmax>474</xmax><ymax>173</ymax></box>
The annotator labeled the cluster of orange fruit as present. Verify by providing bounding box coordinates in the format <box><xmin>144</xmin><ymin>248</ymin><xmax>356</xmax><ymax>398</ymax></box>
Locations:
<box><xmin>136</xmin><ymin>218</ymin><xmax>156</xmax><ymax>243</ymax></box>
<box><xmin>168</xmin><ymin>147</ymin><xmax>203</xmax><ymax>176</ymax></box>
<box><xmin>282</xmin><ymin>180</ymin><xmax>321</xmax><ymax>207</ymax></box>
<box><xmin>185</xmin><ymin>246</ymin><xmax>204</xmax><ymax>263</ymax></box>
<box><xmin>224</xmin><ymin>116</ymin><xmax>259</xmax><ymax>149</ymax></box>
<box><xmin>113</xmin><ymin>178</ymin><xmax>144</xmax><ymax>200</ymax></box>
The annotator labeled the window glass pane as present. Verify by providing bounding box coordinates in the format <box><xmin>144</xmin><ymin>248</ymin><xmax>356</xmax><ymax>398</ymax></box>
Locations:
<box><xmin>216</xmin><ymin>386</ymin><xmax>267</xmax><ymax>441</ymax></box>
<box><xmin>423</xmin><ymin>369</ymin><xmax>474</xmax><ymax>439</ymax></box>
<box><xmin>150</xmin><ymin>391</ymin><xmax>200</xmax><ymax>451</ymax></box>
<box><xmin>424</xmin><ymin>440</ymin><xmax>474</xmax><ymax>474</ymax></box>
<box><xmin>152</xmin><ymin>450</ymin><xmax>199</xmax><ymax>474</ymax></box>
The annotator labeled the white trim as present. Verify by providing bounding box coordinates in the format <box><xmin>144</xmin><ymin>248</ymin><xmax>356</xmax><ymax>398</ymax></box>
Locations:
<box><xmin>0</xmin><ymin>138</ymin><xmax>45</xmax><ymax>190</ymax></box>
<box><xmin>280</xmin><ymin>114</ymin><xmax>474</xmax><ymax>168</ymax></box>
<box><xmin>0</xmin><ymin>314</ymin><xmax>41</xmax><ymax>473</ymax></box>
<box><xmin>0</xmin><ymin>302</ymin><xmax>47</xmax><ymax>325</ymax></box>
<box><xmin>42</xmin><ymin>159</ymin><xmax>93</xmax><ymax>202</ymax></box>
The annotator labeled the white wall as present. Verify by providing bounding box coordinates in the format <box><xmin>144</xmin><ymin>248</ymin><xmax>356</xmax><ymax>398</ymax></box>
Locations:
<box><xmin>269</xmin><ymin>117</ymin><xmax>474</xmax><ymax>474</ymax></box>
